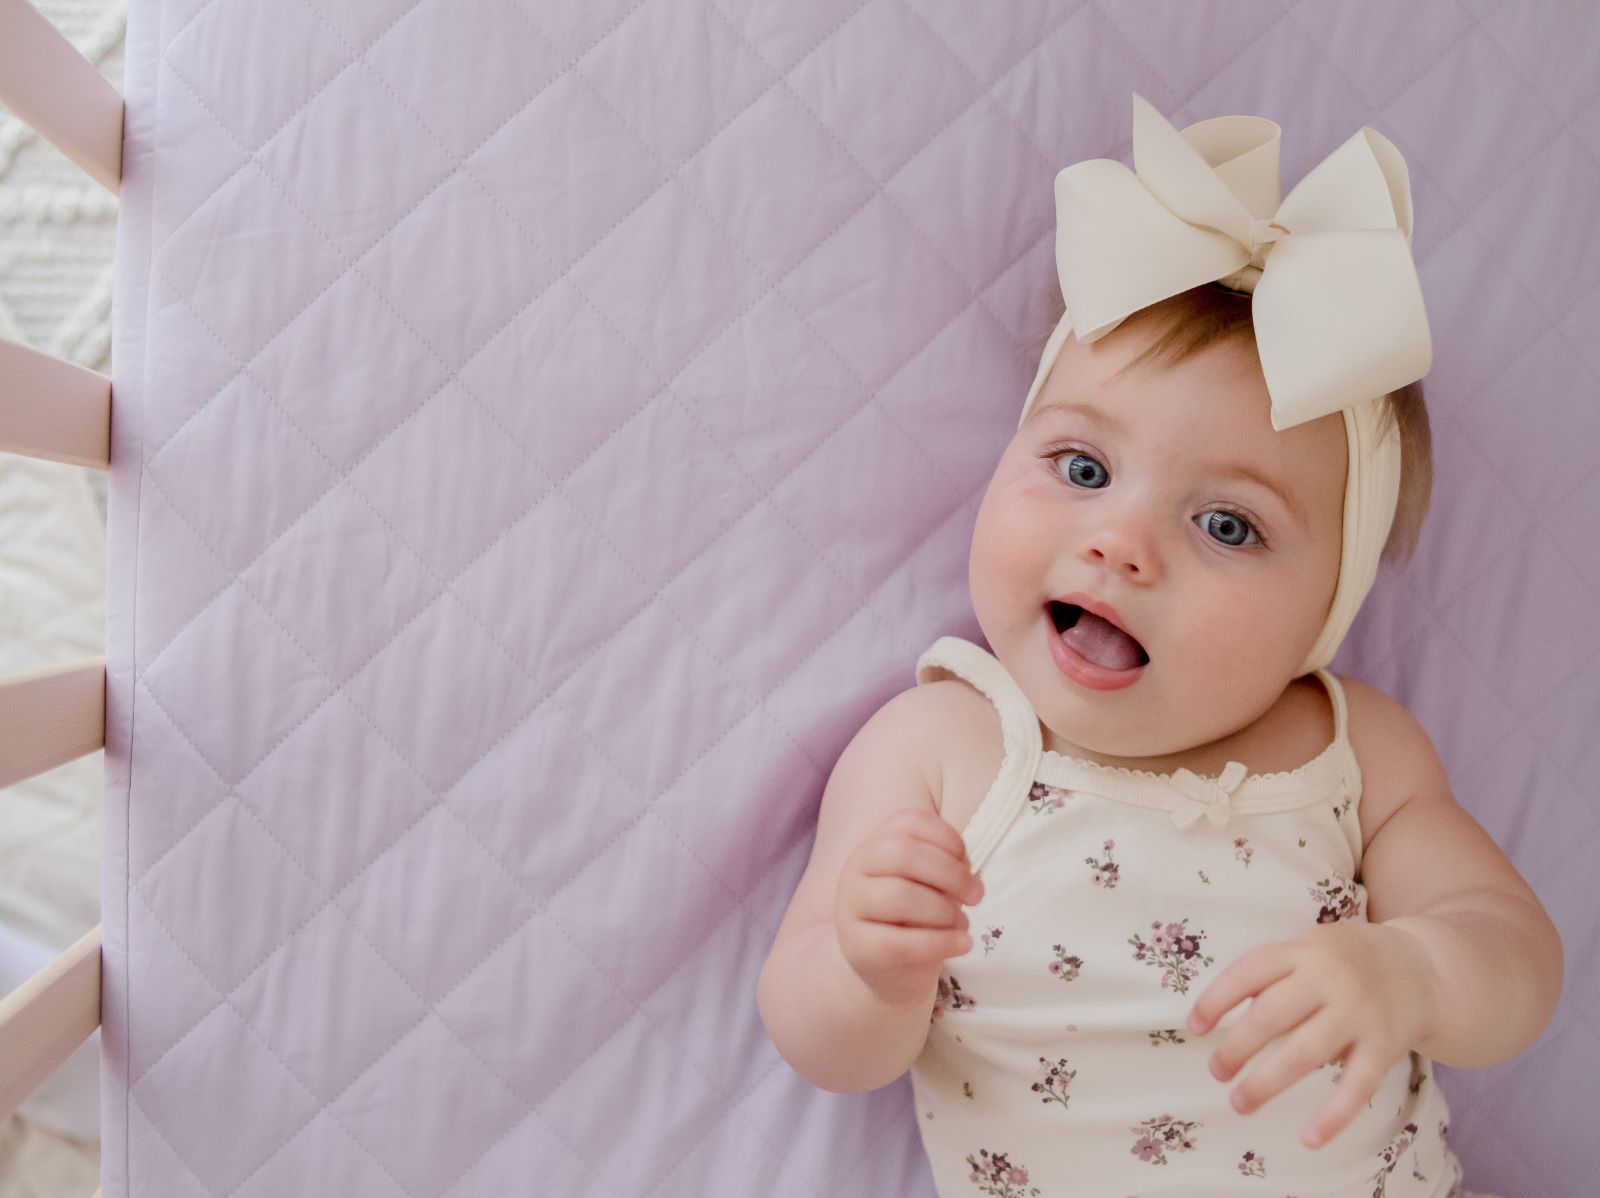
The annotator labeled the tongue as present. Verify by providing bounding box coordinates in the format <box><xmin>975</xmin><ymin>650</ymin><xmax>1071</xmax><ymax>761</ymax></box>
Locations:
<box><xmin>1062</xmin><ymin>610</ymin><xmax>1145</xmax><ymax>671</ymax></box>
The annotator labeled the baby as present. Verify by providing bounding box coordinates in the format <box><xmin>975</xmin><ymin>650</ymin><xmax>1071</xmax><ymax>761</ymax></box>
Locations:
<box><xmin>758</xmin><ymin>96</ymin><xmax>1563</xmax><ymax>1198</ymax></box>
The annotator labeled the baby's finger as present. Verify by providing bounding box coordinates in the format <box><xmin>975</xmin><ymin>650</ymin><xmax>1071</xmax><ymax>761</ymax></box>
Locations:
<box><xmin>863</xmin><ymin>835</ymin><xmax>982</xmax><ymax>906</ymax></box>
<box><xmin>1209</xmin><ymin>976</ymin><xmax>1321</xmax><ymax>1083</ymax></box>
<box><xmin>859</xmin><ymin>875</ymin><xmax>967</xmax><ymax>929</ymax></box>
<box><xmin>1188</xmin><ymin>942</ymin><xmax>1294</xmax><ymax>1035</ymax></box>
<box><xmin>859</xmin><ymin>922</ymin><xmax>973</xmax><ymax>969</ymax></box>
<box><xmin>1302</xmin><ymin>1041</ymin><xmax>1390</xmax><ymax>1149</ymax></box>
<box><xmin>887</xmin><ymin>807</ymin><xmax>969</xmax><ymax>863</ymax></box>
<box><xmin>1229</xmin><ymin>1009</ymin><xmax>1343</xmax><ymax>1116</ymax></box>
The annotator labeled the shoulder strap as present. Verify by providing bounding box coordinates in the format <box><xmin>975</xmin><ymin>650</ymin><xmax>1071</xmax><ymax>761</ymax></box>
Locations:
<box><xmin>915</xmin><ymin>636</ymin><xmax>1043</xmax><ymax>871</ymax></box>
<box><xmin>1312</xmin><ymin>667</ymin><xmax>1363</xmax><ymax>803</ymax></box>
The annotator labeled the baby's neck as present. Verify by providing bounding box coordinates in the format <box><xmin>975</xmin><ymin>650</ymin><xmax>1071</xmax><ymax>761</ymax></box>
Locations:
<box><xmin>1042</xmin><ymin>674</ymin><xmax>1335</xmax><ymax>779</ymax></box>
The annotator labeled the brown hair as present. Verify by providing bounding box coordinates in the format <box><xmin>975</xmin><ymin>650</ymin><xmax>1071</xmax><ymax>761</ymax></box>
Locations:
<box><xmin>1028</xmin><ymin>283</ymin><xmax>1432</xmax><ymax>564</ymax></box>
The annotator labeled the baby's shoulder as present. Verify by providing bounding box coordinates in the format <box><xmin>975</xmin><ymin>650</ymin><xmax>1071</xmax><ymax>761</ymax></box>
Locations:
<box><xmin>1326</xmin><ymin>672</ymin><xmax>1447</xmax><ymax>844</ymax></box>
<box><xmin>1330</xmin><ymin>672</ymin><xmax>1435</xmax><ymax>762</ymax></box>
<box><xmin>910</xmin><ymin>677</ymin><xmax>1007</xmax><ymax>833</ymax></box>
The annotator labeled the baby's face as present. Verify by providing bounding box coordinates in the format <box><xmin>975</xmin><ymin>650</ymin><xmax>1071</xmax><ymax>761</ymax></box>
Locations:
<box><xmin>969</xmin><ymin>325</ymin><xmax>1347</xmax><ymax>760</ymax></box>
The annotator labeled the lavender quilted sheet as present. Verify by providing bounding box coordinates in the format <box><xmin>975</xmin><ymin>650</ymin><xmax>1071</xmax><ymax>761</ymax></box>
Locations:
<box><xmin>103</xmin><ymin>1</ymin><xmax>1598</xmax><ymax>1194</ymax></box>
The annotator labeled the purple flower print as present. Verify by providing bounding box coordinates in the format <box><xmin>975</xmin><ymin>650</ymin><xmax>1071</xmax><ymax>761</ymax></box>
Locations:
<box><xmin>933</xmin><ymin>974</ymin><xmax>975</xmax><ymax>1019</ymax></box>
<box><xmin>1238</xmin><ymin>1149</ymin><xmax>1266</xmax><ymax>1178</ymax></box>
<box><xmin>1371</xmin><ymin>1122</ymin><xmax>1418</xmax><ymax>1197</ymax></box>
<box><xmin>980</xmin><ymin>925</ymin><xmax>1004</xmax><ymax>955</ymax></box>
<box><xmin>1048</xmin><ymin>945</ymin><xmax>1083</xmax><ymax>982</ymax></box>
<box><xmin>1128</xmin><ymin>919</ymin><xmax>1214</xmax><ymax>995</ymax></box>
<box><xmin>1084</xmin><ymin>838</ymin><xmax>1119</xmax><ymax>888</ymax></box>
<box><xmin>965</xmin><ymin>1148</ymin><xmax>1041</xmax><ymax>1197</ymax></box>
<box><xmin>1309</xmin><ymin>875</ymin><xmax>1362</xmax><ymax>923</ymax></box>
<box><xmin>1233</xmin><ymin>836</ymin><xmax>1254</xmax><ymax>868</ymax></box>
<box><xmin>1129</xmin><ymin>1114</ymin><xmax>1200</xmax><ymax>1165</ymax></box>
<box><xmin>1031</xmin><ymin>1055</ymin><xmax>1076</xmax><ymax>1109</ymax></box>
<box><xmin>1028</xmin><ymin>782</ymin><xmax>1066</xmax><ymax>816</ymax></box>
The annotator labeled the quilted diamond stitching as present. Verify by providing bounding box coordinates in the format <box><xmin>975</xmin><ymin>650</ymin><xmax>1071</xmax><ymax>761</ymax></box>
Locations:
<box><xmin>150</xmin><ymin>0</ymin><xmax>433</xmax><ymax>260</ymax></box>
<box><xmin>135</xmin><ymin>0</ymin><xmax>870</xmax><ymax>680</ymax></box>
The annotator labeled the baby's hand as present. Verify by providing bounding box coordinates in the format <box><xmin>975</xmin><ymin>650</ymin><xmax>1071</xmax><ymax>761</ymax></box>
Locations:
<box><xmin>1185</xmin><ymin>920</ymin><xmax>1438</xmax><ymax>1149</ymax></box>
<box><xmin>835</xmin><ymin>808</ymin><xmax>985</xmax><ymax>1007</ymax></box>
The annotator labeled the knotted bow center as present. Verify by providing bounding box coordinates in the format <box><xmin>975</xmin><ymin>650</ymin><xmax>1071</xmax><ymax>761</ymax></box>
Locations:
<box><xmin>1169</xmin><ymin>760</ymin><xmax>1250</xmax><ymax>829</ymax></box>
<box><xmin>1219</xmin><ymin>217</ymin><xmax>1290</xmax><ymax>295</ymax></box>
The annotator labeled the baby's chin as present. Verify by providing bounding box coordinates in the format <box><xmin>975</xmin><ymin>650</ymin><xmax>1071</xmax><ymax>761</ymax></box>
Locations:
<box><xmin>1040</xmin><ymin>715</ymin><xmax>1209</xmax><ymax>767</ymax></box>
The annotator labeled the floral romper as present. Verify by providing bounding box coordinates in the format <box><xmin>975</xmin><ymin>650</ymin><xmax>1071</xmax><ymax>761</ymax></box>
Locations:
<box><xmin>907</xmin><ymin>636</ymin><xmax>1489</xmax><ymax>1198</ymax></box>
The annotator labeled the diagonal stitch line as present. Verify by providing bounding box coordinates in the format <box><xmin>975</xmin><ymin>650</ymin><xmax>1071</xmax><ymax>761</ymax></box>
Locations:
<box><xmin>148</xmin><ymin>0</ymin><xmax>432</xmax><ymax>264</ymax></box>
<box><xmin>636</xmin><ymin>1053</ymin><xmax>827</xmax><ymax>1198</ymax></box>
<box><xmin>686</xmin><ymin>0</ymin><xmax>1062</xmax><ymax>389</ymax></box>
<box><xmin>1463</xmin><ymin>7</ymin><xmax>1600</xmax><ymax>183</ymax></box>
<box><xmin>898</xmin><ymin>0</ymin><xmax>1095</xmax><ymax>168</ymax></box>
<box><xmin>1370</xmin><ymin>567</ymin><xmax>1600</xmax><ymax>825</ymax></box>
<box><xmin>1464</xmin><ymin>1081</ymin><xmax>1561</xmax><ymax>1196</ymax></box>
<box><xmin>1095</xmin><ymin>0</ymin><xmax>1298</xmax><ymax>127</ymax></box>
<box><xmin>123</xmin><ymin>886</ymin><xmax>508</xmax><ymax>1198</ymax></box>
<box><xmin>1386</xmin><ymin>397</ymin><xmax>1600</xmax><ymax>657</ymax></box>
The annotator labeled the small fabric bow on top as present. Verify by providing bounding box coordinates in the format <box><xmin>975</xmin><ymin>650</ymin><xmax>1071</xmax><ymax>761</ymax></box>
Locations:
<box><xmin>1169</xmin><ymin>761</ymin><xmax>1250</xmax><ymax>830</ymax></box>
<box><xmin>1047</xmin><ymin>92</ymin><xmax>1432</xmax><ymax>432</ymax></box>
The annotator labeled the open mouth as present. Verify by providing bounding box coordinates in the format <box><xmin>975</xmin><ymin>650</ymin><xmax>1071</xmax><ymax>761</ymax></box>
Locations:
<box><xmin>1049</xmin><ymin>601</ymin><xmax>1150</xmax><ymax>671</ymax></box>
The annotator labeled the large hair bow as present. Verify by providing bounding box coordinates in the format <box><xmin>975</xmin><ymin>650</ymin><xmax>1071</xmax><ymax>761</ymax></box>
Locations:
<box><xmin>1052</xmin><ymin>93</ymin><xmax>1432</xmax><ymax>430</ymax></box>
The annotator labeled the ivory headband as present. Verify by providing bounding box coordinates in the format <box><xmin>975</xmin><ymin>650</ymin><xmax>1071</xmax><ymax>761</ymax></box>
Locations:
<box><xmin>1019</xmin><ymin>94</ymin><xmax>1432</xmax><ymax>676</ymax></box>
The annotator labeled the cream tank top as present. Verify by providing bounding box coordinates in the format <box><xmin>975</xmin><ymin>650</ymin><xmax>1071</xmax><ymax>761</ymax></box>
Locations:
<box><xmin>907</xmin><ymin>636</ymin><xmax>1467</xmax><ymax>1198</ymax></box>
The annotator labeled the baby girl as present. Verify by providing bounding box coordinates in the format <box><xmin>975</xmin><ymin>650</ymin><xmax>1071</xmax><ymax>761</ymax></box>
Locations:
<box><xmin>757</xmin><ymin>95</ymin><xmax>1562</xmax><ymax>1197</ymax></box>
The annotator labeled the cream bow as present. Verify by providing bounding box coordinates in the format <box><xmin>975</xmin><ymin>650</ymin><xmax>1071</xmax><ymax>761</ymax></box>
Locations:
<box><xmin>1169</xmin><ymin>761</ymin><xmax>1249</xmax><ymax>830</ymax></box>
<box><xmin>1050</xmin><ymin>92</ymin><xmax>1432</xmax><ymax>431</ymax></box>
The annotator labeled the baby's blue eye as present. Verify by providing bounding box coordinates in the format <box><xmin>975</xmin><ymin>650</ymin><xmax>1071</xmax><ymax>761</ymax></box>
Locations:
<box><xmin>1198</xmin><ymin>510</ymin><xmax>1257</xmax><ymax>547</ymax></box>
<box><xmin>1059</xmin><ymin>453</ymin><xmax>1108</xmax><ymax>489</ymax></box>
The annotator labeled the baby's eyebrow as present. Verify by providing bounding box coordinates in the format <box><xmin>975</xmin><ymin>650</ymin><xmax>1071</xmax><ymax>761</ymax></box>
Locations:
<box><xmin>1215</xmin><ymin>463</ymin><xmax>1304</xmax><ymax>526</ymax></box>
<box><xmin>1029</xmin><ymin>398</ymin><xmax>1126</xmax><ymax>435</ymax></box>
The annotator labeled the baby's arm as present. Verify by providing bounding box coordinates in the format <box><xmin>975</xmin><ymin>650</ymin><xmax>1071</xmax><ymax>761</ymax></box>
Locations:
<box><xmin>757</xmin><ymin>684</ymin><xmax>979</xmax><ymax>1093</ymax></box>
<box><xmin>1186</xmin><ymin>678</ymin><xmax>1563</xmax><ymax>1148</ymax></box>
<box><xmin>1343</xmin><ymin>678</ymin><xmax>1564</xmax><ymax>1066</ymax></box>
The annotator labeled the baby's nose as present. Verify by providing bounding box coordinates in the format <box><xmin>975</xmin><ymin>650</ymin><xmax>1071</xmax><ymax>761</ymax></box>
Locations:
<box><xmin>1081</xmin><ymin>518</ymin><xmax>1158</xmax><ymax>580</ymax></box>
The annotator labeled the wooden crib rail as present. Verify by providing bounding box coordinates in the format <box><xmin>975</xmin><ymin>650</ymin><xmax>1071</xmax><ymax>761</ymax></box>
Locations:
<box><xmin>0</xmin><ymin>0</ymin><xmax>123</xmax><ymax>193</ymax></box>
<box><xmin>0</xmin><ymin>336</ymin><xmax>113</xmax><ymax>469</ymax></box>
<box><xmin>0</xmin><ymin>657</ymin><xmax>106</xmax><ymax>789</ymax></box>
<box><xmin>0</xmin><ymin>924</ymin><xmax>101</xmax><ymax>1124</ymax></box>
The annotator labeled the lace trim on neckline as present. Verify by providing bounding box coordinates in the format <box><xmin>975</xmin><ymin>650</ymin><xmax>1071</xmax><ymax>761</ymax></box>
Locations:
<box><xmin>1039</xmin><ymin>735</ymin><xmax>1341</xmax><ymax>790</ymax></box>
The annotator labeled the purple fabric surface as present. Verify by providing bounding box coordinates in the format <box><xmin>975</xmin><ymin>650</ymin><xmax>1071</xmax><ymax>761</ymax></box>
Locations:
<box><xmin>103</xmin><ymin>1</ymin><xmax>1596</xmax><ymax>1194</ymax></box>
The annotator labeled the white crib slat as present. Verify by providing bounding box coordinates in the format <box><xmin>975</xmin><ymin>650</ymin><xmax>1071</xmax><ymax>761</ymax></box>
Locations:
<box><xmin>0</xmin><ymin>336</ymin><xmax>112</xmax><ymax>469</ymax></box>
<box><xmin>0</xmin><ymin>0</ymin><xmax>123</xmax><ymax>193</ymax></box>
<box><xmin>0</xmin><ymin>657</ymin><xmax>105</xmax><ymax>790</ymax></box>
<box><xmin>0</xmin><ymin>925</ymin><xmax>101</xmax><ymax>1123</ymax></box>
